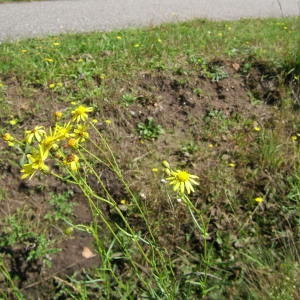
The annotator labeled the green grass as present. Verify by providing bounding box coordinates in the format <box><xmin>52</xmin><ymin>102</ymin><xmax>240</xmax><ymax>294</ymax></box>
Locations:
<box><xmin>0</xmin><ymin>17</ymin><xmax>300</xmax><ymax>299</ymax></box>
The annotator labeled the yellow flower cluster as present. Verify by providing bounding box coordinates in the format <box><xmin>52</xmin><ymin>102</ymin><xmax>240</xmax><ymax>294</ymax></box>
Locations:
<box><xmin>2</xmin><ymin>105</ymin><xmax>94</xmax><ymax>180</ymax></box>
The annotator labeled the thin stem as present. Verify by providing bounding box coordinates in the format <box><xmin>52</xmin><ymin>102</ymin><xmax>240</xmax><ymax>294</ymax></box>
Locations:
<box><xmin>238</xmin><ymin>204</ymin><xmax>260</xmax><ymax>234</ymax></box>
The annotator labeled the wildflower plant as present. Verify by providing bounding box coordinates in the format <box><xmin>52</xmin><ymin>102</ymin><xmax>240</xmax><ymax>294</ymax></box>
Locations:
<box><xmin>2</xmin><ymin>104</ymin><xmax>177</xmax><ymax>298</ymax></box>
<box><xmin>161</xmin><ymin>160</ymin><xmax>209</xmax><ymax>274</ymax></box>
<box><xmin>137</xmin><ymin>117</ymin><xmax>164</xmax><ymax>140</ymax></box>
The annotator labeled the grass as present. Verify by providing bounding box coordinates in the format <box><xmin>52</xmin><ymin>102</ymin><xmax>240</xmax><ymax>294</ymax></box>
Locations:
<box><xmin>0</xmin><ymin>17</ymin><xmax>300</xmax><ymax>299</ymax></box>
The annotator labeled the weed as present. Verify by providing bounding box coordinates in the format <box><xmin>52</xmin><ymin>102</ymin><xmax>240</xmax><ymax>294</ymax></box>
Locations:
<box><xmin>248</xmin><ymin>91</ymin><xmax>264</xmax><ymax>106</ymax></box>
<box><xmin>0</xmin><ymin>258</ymin><xmax>24</xmax><ymax>300</ymax></box>
<box><xmin>258</xmin><ymin>130</ymin><xmax>285</xmax><ymax>171</ymax></box>
<box><xmin>195</xmin><ymin>58</ymin><xmax>228</xmax><ymax>82</ymax></box>
<box><xmin>0</xmin><ymin>207</ymin><xmax>60</xmax><ymax>278</ymax></box>
<box><xmin>206</xmin><ymin>65</ymin><xmax>228</xmax><ymax>82</ymax></box>
<box><xmin>44</xmin><ymin>190</ymin><xmax>75</xmax><ymax>222</ymax></box>
<box><xmin>203</xmin><ymin>109</ymin><xmax>226</xmax><ymax>122</ymax></box>
<box><xmin>193</xmin><ymin>87</ymin><xmax>203</xmax><ymax>97</ymax></box>
<box><xmin>241</xmin><ymin>62</ymin><xmax>252</xmax><ymax>74</ymax></box>
<box><xmin>122</xmin><ymin>93</ymin><xmax>138</xmax><ymax>107</ymax></box>
<box><xmin>178</xmin><ymin>141</ymin><xmax>199</xmax><ymax>158</ymax></box>
<box><xmin>137</xmin><ymin>117</ymin><xmax>164</xmax><ymax>140</ymax></box>
<box><xmin>203</xmin><ymin>109</ymin><xmax>231</xmax><ymax>133</ymax></box>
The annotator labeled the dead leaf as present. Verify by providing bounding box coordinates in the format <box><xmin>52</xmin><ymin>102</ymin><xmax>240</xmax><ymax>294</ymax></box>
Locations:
<box><xmin>232</xmin><ymin>63</ymin><xmax>240</xmax><ymax>71</ymax></box>
<box><xmin>82</xmin><ymin>246</ymin><xmax>96</xmax><ymax>259</ymax></box>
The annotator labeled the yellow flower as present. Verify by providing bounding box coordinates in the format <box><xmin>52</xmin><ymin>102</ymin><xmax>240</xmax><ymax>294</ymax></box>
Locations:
<box><xmin>134</xmin><ymin>43</ymin><xmax>140</xmax><ymax>48</ymax></box>
<box><xmin>54</xmin><ymin>122</ymin><xmax>73</xmax><ymax>140</ymax></box>
<box><xmin>40</xmin><ymin>126</ymin><xmax>62</xmax><ymax>151</ymax></box>
<box><xmin>21</xmin><ymin>49</ymin><xmax>28</xmax><ymax>53</ymax></box>
<box><xmin>228</xmin><ymin>163</ymin><xmax>236</xmax><ymax>167</ymax></box>
<box><xmin>71</xmin><ymin>105</ymin><xmax>93</xmax><ymax>123</ymax></box>
<box><xmin>64</xmin><ymin>153</ymin><xmax>80</xmax><ymax>172</ymax></box>
<box><xmin>291</xmin><ymin>135</ymin><xmax>297</xmax><ymax>142</ymax></box>
<box><xmin>9</xmin><ymin>119</ymin><xmax>18</xmax><ymax>126</ymax></box>
<box><xmin>104</xmin><ymin>119</ymin><xmax>112</xmax><ymax>125</ymax></box>
<box><xmin>55</xmin><ymin>111</ymin><xmax>62</xmax><ymax>120</ymax></box>
<box><xmin>152</xmin><ymin>167</ymin><xmax>158</xmax><ymax>173</ymax></box>
<box><xmin>116</xmin><ymin>36</ymin><xmax>122</xmax><ymax>40</ymax></box>
<box><xmin>21</xmin><ymin>162</ymin><xmax>37</xmax><ymax>179</ymax></box>
<box><xmin>21</xmin><ymin>158</ymin><xmax>49</xmax><ymax>179</ymax></box>
<box><xmin>21</xmin><ymin>145</ymin><xmax>50</xmax><ymax>179</ymax></box>
<box><xmin>254</xmin><ymin>126</ymin><xmax>261</xmax><ymax>132</ymax></box>
<box><xmin>167</xmin><ymin>170</ymin><xmax>199</xmax><ymax>194</ymax></box>
<box><xmin>52</xmin><ymin>42</ymin><xmax>60</xmax><ymax>46</ymax></box>
<box><xmin>67</xmin><ymin>138</ymin><xmax>79</xmax><ymax>148</ymax></box>
<box><xmin>44</xmin><ymin>58</ymin><xmax>54</xmax><ymax>62</ymax></box>
<box><xmin>49</xmin><ymin>83</ymin><xmax>55</xmax><ymax>89</ymax></box>
<box><xmin>41</xmin><ymin>135</ymin><xmax>57</xmax><ymax>151</ymax></box>
<box><xmin>255</xmin><ymin>197</ymin><xmax>264</xmax><ymax>203</ymax></box>
<box><xmin>73</xmin><ymin>124</ymin><xmax>89</xmax><ymax>142</ymax></box>
<box><xmin>25</xmin><ymin>126</ymin><xmax>46</xmax><ymax>144</ymax></box>
<box><xmin>2</xmin><ymin>133</ymin><xmax>14</xmax><ymax>146</ymax></box>
<box><xmin>2</xmin><ymin>133</ymin><xmax>13</xmax><ymax>141</ymax></box>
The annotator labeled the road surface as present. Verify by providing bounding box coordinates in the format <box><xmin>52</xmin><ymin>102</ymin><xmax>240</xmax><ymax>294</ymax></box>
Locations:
<box><xmin>0</xmin><ymin>0</ymin><xmax>299</xmax><ymax>42</ymax></box>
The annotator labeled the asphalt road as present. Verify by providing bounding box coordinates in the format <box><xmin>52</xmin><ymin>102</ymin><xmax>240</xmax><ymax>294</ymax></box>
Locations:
<box><xmin>0</xmin><ymin>0</ymin><xmax>299</xmax><ymax>42</ymax></box>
